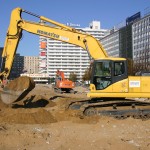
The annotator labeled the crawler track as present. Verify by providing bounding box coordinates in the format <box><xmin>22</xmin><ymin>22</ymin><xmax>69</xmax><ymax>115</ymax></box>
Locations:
<box><xmin>68</xmin><ymin>98</ymin><xmax>150</xmax><ymax>120</ymax></box>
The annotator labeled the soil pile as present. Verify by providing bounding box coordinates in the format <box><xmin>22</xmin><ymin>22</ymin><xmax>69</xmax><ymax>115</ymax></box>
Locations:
<box><xmin>0</xmin><ymin>76</ymin><xmax>35</xmax><ymax>104</ymax></box>
<box><xmin>0</xmin><ymin>108</ymin><xmax>57</xmax><ymax>124</ymax></box>
<box><xmin>4</xmin><ymin>76</ymin><xmax>35</xmax><ymax>91</ymax></box>
<box><xmin>0</xmin><ymin>84</ymin><xmax>150</xmax><ymax>150</ymax></box>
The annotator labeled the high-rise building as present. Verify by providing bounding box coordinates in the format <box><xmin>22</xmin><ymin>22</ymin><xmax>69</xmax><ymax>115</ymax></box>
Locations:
<box><xmin>132</xmin><ymin>13</ymin><xmax>150</xmax><ymax>70</ymax></box>
<box><xmin>24</xmin><ymin>56</ymin><xmax>39</xmax><ymax>73</ymax></box>
<box><xmin>101</xmin><ymin>28</ymin><xmax>120</xmax><ymax>57</ymax></box>
<box><xmin>119</xmin><ymin>24</ymin><xmax>133</xmax><ymax>59</ymax></box>
<box><xmin>0</xmin><ymin>48</ymin><xmax>24</xmax><ymax>79</ymax></box>
<box><xmin>101</xmin><ymin>23</ymin><xmax>133</xmax><ymax>59</ymax></box>
<box><xmin>39</xmin><ymin>21</ymin><xmax>109</xmax><ymax>80</ymax></box>
<box><xmin>101</xmin><ymin>12</ymin><xmax>142</xmax><ymax>60</ymax></box>
<box><xmin>9</xmin><ymin>53</ymin><xmax>24</xmax><ymax>79</ymax></box>
<box><xmin>100</xmin><ymin>10</ymin><xmax>150</xmax><ymax>74</ymax></box>
<box><xmin>0</xmin><ymin>47</ymin><xmax>3</xmax><ymax>70</ymax></box>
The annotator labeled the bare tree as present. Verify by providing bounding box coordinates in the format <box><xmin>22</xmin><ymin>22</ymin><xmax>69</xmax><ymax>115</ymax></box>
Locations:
<box><xmin>69</xmin><ymin>72</ymin><xmax>77</xmax><ymax>82</ymax></box>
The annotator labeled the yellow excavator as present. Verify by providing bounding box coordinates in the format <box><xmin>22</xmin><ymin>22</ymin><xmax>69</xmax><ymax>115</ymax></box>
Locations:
<box><xmin>0</xmin><ymin>7</ymin><xmax>150</xmax><ymax>118</ymax></box>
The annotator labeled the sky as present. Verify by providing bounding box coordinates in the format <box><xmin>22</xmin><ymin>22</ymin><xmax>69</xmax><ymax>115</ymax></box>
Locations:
<box><xmin>0</xmin><ymin>0</ymin><xmax>150</xmax><ymax>56</ymax></box>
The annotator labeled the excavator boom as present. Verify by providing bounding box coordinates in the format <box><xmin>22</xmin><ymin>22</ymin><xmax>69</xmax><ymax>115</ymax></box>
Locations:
<box><xmin>0</xmin><ymin>7</ymin><xmax>108</xmax><ymax>104</ymax></box>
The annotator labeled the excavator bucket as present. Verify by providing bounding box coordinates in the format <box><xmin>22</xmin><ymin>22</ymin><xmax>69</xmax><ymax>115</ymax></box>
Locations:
<box><xmin>0</xmin><ymin>76</ymin><xmax>35</xmax><ymax>104</ymax></box>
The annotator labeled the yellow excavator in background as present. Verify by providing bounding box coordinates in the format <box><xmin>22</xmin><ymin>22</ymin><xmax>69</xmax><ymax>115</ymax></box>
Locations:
<box><xmin>0</xmin><ymin>8</ymin><xmax>150</xmax><ymax>118</ymax></box>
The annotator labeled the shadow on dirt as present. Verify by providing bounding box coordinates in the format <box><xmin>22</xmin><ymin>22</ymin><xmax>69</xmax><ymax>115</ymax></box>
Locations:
<box><xmin>49</xmin><ymin>95</ymin><xmax>66</xmax><ymax>101</ymax></box>
<box><xmin>12</xmin><ymin>95</ymin><xmax>49</xmax><ymax>108</ymax></box>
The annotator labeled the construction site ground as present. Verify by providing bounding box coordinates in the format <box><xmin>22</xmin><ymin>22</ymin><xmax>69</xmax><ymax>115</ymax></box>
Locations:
<box><xmin>0</xmin><ymin>84</ymin><xmax>150</xmax><ymax>150</ymax></box>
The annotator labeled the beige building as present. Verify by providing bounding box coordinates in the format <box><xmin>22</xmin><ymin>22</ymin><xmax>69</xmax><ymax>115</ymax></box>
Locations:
<box><xmin>24</xmin><ymin>56</ymin><xmax>39</xmax><ymax>73</ymax></box>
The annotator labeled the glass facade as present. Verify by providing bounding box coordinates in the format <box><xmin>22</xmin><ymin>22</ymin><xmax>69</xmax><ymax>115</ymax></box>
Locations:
<box><xmin>132</xmin><ymin>15</ymin><xmax>150</xmax><ymax>71</ymax></box>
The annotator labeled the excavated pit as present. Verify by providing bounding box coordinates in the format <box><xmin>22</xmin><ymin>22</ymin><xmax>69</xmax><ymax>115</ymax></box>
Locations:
<box><xmin>0</xmin><ymin>76</ymin><xmax>35</xmax><ymax>104</ymax></box>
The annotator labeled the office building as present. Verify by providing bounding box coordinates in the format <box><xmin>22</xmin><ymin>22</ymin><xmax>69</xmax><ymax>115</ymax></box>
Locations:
<box><xmin>132</xmin><ymin>12</ymin><xmax>150</xmax><ymax>70</ymax></box>
<box><xmin>100</xmin><ymin>28</ymin><xmax>120</xmax><ymax>57</ymax></box>
<box><xmin>0</xmin><ymin>47</ymin><xmax>3</xmax><ymax>71</ymax></box>
<box><xmin>101</xmin><ymin>22</ymin><xmax>133</xmax><ymax>59</ymax></box>
<box><xmin>101</xmin><ymin>12</ymin><xmax>143</xmax><ymax>59</ymax></box>
<box><xmin>100</xmin><ymin>10</ymin><xmax>150</xmax><ymax>74</ymax></box>
<box><xmin>24</xmin><ymin>56</ymin><xmax>39</xmax><ymax>74</ymax></box>
<box><xmin>39</xmin><ymin>21</ymin><xmax>109</xmax><ymax>80</ymax></box>
<box><xmin>0</xmin><ymin>48</ymin><xmax>24</xmax><ymax>79</ymax></box>
<box><xmin>9</xmin><ymin>53</ymin><xmax>24</xmax><ymax>79</ymax></box>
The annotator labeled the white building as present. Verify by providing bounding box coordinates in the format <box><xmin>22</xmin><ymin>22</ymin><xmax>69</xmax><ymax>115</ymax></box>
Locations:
<box><xmin>39</xmin><ymin>21</ymin><xmax>109</xmax><ymax>80</ymax></box>
<box><xmin>21</xmin><ymin>73</ymin><xmax>50</xmax><ymax>84</ymax></box>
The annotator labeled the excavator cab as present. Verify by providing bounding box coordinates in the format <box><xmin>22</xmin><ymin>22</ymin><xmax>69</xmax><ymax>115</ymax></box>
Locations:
<box><xmin>91</xmin><ymin>59</ymin><xmax>127</xmax><ymax>90</ymax></box>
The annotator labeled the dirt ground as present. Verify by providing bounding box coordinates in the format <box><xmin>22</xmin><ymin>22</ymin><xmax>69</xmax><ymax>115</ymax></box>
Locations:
<box><xmin>0</xmin><ymin>84</ymin><xmax>150</xmax><ymax>150</ymax></box>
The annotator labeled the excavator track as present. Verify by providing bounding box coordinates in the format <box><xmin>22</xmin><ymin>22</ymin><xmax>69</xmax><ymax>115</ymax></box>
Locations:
<box><xmin>68</xmin><ymin>98</ymin><xmax>150</xmax><ymax>120</ymax></box>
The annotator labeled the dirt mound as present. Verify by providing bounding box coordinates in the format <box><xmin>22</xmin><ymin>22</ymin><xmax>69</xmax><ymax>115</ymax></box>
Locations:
<box><xmin>1</xmin><ymin>76</ymin><xmax>35</xmax><ymax>104</ymax></box>
<box><xmin>0</xmin><ymin>84</ymin><xmax>150</xmax><ymax>150</ymax></box>
<box><xmin>5</xmin><ymin>76</ymin><xmax>35</xmax><ymax>91</ymax></box>
<box><xmin>0</xmin><ymin>99</ymin><xmax>8</xmax><ymax>109</ymax></box>
<box><xmin>0</xmin><ymin>108</ymin><xmax>57</xmax><ymax>124</ymax></box>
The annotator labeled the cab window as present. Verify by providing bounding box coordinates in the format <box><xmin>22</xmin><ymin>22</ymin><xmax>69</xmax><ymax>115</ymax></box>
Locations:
<box><xmin>95</xmin><ymin>62</ymin><xmax>111</xmax><ymax>76</ymax></box>
<box><xmin>114</xmin><ymin>62</ymin><xmax>125</xmax><ymax>76</ymax></box>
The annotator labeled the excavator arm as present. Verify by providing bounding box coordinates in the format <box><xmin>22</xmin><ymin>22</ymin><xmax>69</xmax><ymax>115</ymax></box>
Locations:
<box><xmin>0</xmin><ymin>8</ymin><xmax>22</xmax><ymax>80</ymax></box>
<box><xmin>1</xmin><ymin>7</ymin><xmax>107</xmax><ymax>81</ymax></box>
<box><xmin>0</xmin><ymin>7</ymin><xmax>108</xmax><ymax>104</ymax></box>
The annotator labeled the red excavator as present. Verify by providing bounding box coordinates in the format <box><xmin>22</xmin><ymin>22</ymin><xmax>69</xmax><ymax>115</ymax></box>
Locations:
<box><xmin>54</xmin><ymin>70</ymin><xmax>75</xmax><ymax>93</ymax></box>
